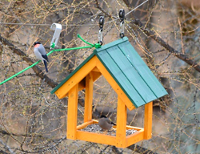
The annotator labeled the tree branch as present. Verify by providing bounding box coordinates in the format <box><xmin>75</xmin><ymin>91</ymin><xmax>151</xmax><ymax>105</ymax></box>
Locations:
<box><xmin>95</xmin><ymin>0</ymin><xmax>112</xmax><ymax>18</ymax></box>
<box><xmin>112</xmin><ymin>146</ymin><xmax>122</xmax><ymax>154</ymax></box>
<box><xmin>0</xmin><ymin>139</ymin><xmax>15</xmax><ymax>154</ymax></box>
<box><xmin>128</xmin><ymin>144</ymin><xmax>158</xmax><ymax>154</ymax></box>
<box><xmin>0</xmin><ymin>34</ymin><xmax>58</xmax><ymax>88</ymax></box>
<box><xmin>132</xmin><ymin>19</ymin><xmax>200</xmax><ymax>73</ymax></box>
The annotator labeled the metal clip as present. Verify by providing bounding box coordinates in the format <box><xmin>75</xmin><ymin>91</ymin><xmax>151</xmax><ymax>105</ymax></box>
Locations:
<box><xmin>98</xmin><ymin>16</ymin><xmax>104</xmax><ymax>45</ymax></box>
<box><xmin>50</xmin><ymin>23</ymin><xmax>62</xmax><ymax>49</ymax></box>
<box><xmin>119</xmin><ymin>9</ymin><xmax>125</xmax><ymax>38</ymax></box>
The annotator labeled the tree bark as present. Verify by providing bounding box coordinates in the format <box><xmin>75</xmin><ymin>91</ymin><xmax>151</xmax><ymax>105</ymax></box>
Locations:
<box><xmin>132</xmin><ymin>19</ymin><xmax>200</xmax><ymax>73</ymax></box>
<box><xmin>0</xmin><ymin>34</ymin><xmax>58</xmax><ymax>88</ymax></box>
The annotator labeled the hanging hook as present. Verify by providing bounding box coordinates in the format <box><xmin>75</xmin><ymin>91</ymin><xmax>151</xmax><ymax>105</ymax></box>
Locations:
<box><xmin>119</xmin><ymin>9</ymin><xmax>125</xmax><ymax>38</ymax></box>
<box><xmin>98</xmin><ymin>16</ymin><xmax>104</xmax><ymax>45</ymax></box>
<box><xmin>50</xmin><ymin>23</ymin><xmax>62</xmax><ymax>49</ymax></box>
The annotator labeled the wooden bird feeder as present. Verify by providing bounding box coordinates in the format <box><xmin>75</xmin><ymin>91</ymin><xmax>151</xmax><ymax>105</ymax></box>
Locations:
<box><xmin>51</xmin><ymin>37</ymin><xmax>168</xmax><ymax>148</ymax></box>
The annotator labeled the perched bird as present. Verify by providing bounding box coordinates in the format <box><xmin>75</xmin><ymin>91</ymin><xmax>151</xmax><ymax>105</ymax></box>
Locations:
<box><xmin>98</xmin><ymin>115</ymin><xmax>116</xmax><ymax>131</ymax></box>
<box><xmin>33</xmin><ymin>42</ymin><xmax>49</xmax><ymax>72</ymax></box>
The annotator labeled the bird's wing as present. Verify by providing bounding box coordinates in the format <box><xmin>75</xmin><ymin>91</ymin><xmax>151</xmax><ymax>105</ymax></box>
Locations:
<box><xmin>42</xmin><ymin>55</ymin><xmax>49</xmax><ymax>62</ymax></box>
<box><xmin>105</xmin><ymin>118</ymin><xmax>116</xmax><ymax>125</ymax></box>
<box><xmin>38</xmin><ymin>44</ymin><xmax>47</xmax><ymax>55</ymax></box>
<box><xmin>34</xmin><ymin>48</ymin><xmax>43</xmax><ymax>61</ymax></box>
<box><xmin>105</xmin><ymin>118</ymin><xmax>112</xmax><ymax>124</ymax></box>
<box><xmin>37</xmin><ymin>44</ymin><xmax>48</xmax><ymax>62</ymax></box>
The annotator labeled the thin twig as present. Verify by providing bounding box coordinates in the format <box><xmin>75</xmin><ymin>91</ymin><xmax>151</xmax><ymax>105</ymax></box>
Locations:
<box><xmin>132</xmin><ymin>19</ymin><xmax>200</xmax><ymax>73</ymax></box>
<box><xmin>128</xmin><ymin>144</ymin><xmax>158</xmax><ymax>154</ymax></box>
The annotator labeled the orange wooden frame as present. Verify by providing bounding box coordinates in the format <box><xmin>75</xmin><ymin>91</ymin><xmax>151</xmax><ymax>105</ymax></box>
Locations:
<box><xmin>61</xmin><ymin>56</ymin><xmax>153</xmax><ymax>148</ymax></box>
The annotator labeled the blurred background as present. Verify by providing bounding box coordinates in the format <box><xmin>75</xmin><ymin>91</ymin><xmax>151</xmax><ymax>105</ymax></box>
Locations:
<box><xmin>0</xmin><ymin>0</ymin><xmax>200</xmax><ymax>153</ymax></box>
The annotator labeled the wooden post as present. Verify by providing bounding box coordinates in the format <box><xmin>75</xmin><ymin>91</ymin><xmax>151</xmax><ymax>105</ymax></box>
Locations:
<box><xmin>67</xmin><ymin>84</ymin><xmax>78</xmax><ymax>139</ymax></box>
<box><xmin>116</xmin><ymin>97</ymin><xmax>127</xmax><ymax>148</ymax></box>
<box><xmin>84</xmin><ymin>73</ymin><xmax>93</xmax><ymax>122</ymax></box>
<box><xmin>144</xmin><ymin>101</ymin><xmax>153</xmax><ymax>139</ymax></box>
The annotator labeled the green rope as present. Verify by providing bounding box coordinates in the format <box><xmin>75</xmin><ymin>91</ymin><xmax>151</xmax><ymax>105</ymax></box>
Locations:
<box><xmin>0</xmin><ymin>34</ymin><xmax>101</xmax><ymax>85</ymax></box>
<box><xmin>77</xmin><ymin>34</ymin><xmax>101</xmax><ymax>48</ymax></box>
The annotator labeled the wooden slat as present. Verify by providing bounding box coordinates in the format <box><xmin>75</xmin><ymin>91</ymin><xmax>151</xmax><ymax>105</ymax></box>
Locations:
<box><xmin>125</xmin><ymin>126</ymin><xmax>143</xmax><ymax>131</ymax></box>
<box><xmin>91</xmin><ymin>71</ymin><xmax>101</xmax><ymax>81</ymax></box>
<box><xmin>76</xmin><ymin>131</ymin><xmax>116</xmax><ymax>146</ymax></box>
<box><xmin>84</xmin><ymin>73</ymin><xmax>93</xmax><ymax>122</ymax></box>
<box><xmin>92</xmin><ymin>119</ymin><xmax>98</xmax><ymax>123</ymax></box>
<box><xmin>77</xmin><ymin>120</ymin><xmax>95</xmax><ymax>130</ymax></box>
<box><xmin>116</xmin><ymin>97</ymin><xmax>127</xmax><ymax>148</ymax></box>
<box><xmin>78</xmin><ymin>70</ymin><xmax>101</xmax><ymax>91</ymax></box>
<box><xmin>54</xmin><ymin>56</ymin><xmax>97</xmax><ymax>99</ymax></box>
<box><xmin>92</xmin><ymin>67</ymin><xmax>100</xmax><ymax>72</ymax></box>
<box><xmin>51</xmin><ymin>52</ymin><xmax>96</xmax><ymax>94</ymax></box>
<box><xmin>106</xmin><ymin>46</ymin><xmax>157</xmax><ymax>104</ymax></box>
<box><xmin>144</xmin><ymin>102</ymin><xmax>152</xmax><ymax>139</ymax></box>
<box><xmin>119</xmin><ymin>41</ymin><xmax>168</xmax><ymax>98</ymax></box>
<box><xmin>78</xmin><ymin>78</ymin><xmax>86</xmax><ymax>91</ymax></box>
<box><xmin>67</xmin><ymin>84</ymin><xmax>78</xmax><ymax>139</ymax></box>
<box><xmin>126</xmin><ymin>129</ymin><xmax>144</xmax><ymax>147</ymax></box>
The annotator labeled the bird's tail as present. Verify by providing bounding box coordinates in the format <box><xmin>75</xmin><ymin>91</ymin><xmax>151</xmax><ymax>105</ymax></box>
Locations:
<box><xmin>43</xmin><ymin>60</ymin><xmax>48</xmax><ymax>72</ymax></box>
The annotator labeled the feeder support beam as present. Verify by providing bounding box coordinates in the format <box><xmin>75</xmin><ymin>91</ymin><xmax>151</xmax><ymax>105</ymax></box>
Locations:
<box><xmin>116</xmin><ymin>97</ymin><xmax>127</xmax><ymax>148</ymax></box>
<box><xmin>67</xmin><ymin>84</ymin><xmax>78</xmax><ymax>139</ymax></box>
<box><xmin>144</xmin><ymin>101</ymin><xmax>153</xmax><ymax>139</ymax></box>
<box><xmin>84</xmin><ymin>73</ymin><xmax>94</xmax><ymax>122</ymax></box>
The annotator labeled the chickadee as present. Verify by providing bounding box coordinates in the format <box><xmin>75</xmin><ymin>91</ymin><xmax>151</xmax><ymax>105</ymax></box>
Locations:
<box><xmin>98</xmin><ymin>115</ymin><xmax>116</xmax><ymax>131</ymax></box>
<box><xmin>33</xmin><ymin>42</ymin><xmax>49</xmax><ymax>72</ymax></box>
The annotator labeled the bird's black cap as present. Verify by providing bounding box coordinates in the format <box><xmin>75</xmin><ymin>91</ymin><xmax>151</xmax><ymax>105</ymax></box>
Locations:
<box><xmin>100</xmin><ymin>115</ymin><xmax>107</xmax><ymax>118</ymax></box>
<box><xmin>33</xmin><ymin>42</ymin><xmax>41</xmax><ymax>46</ymax></box>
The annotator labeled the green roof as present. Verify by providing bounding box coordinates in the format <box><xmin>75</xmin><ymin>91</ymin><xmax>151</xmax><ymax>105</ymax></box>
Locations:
<box><xmin>51</xmin><ymin>37</ymin><xmax>168</xmax><ymax>108</ymax></box>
